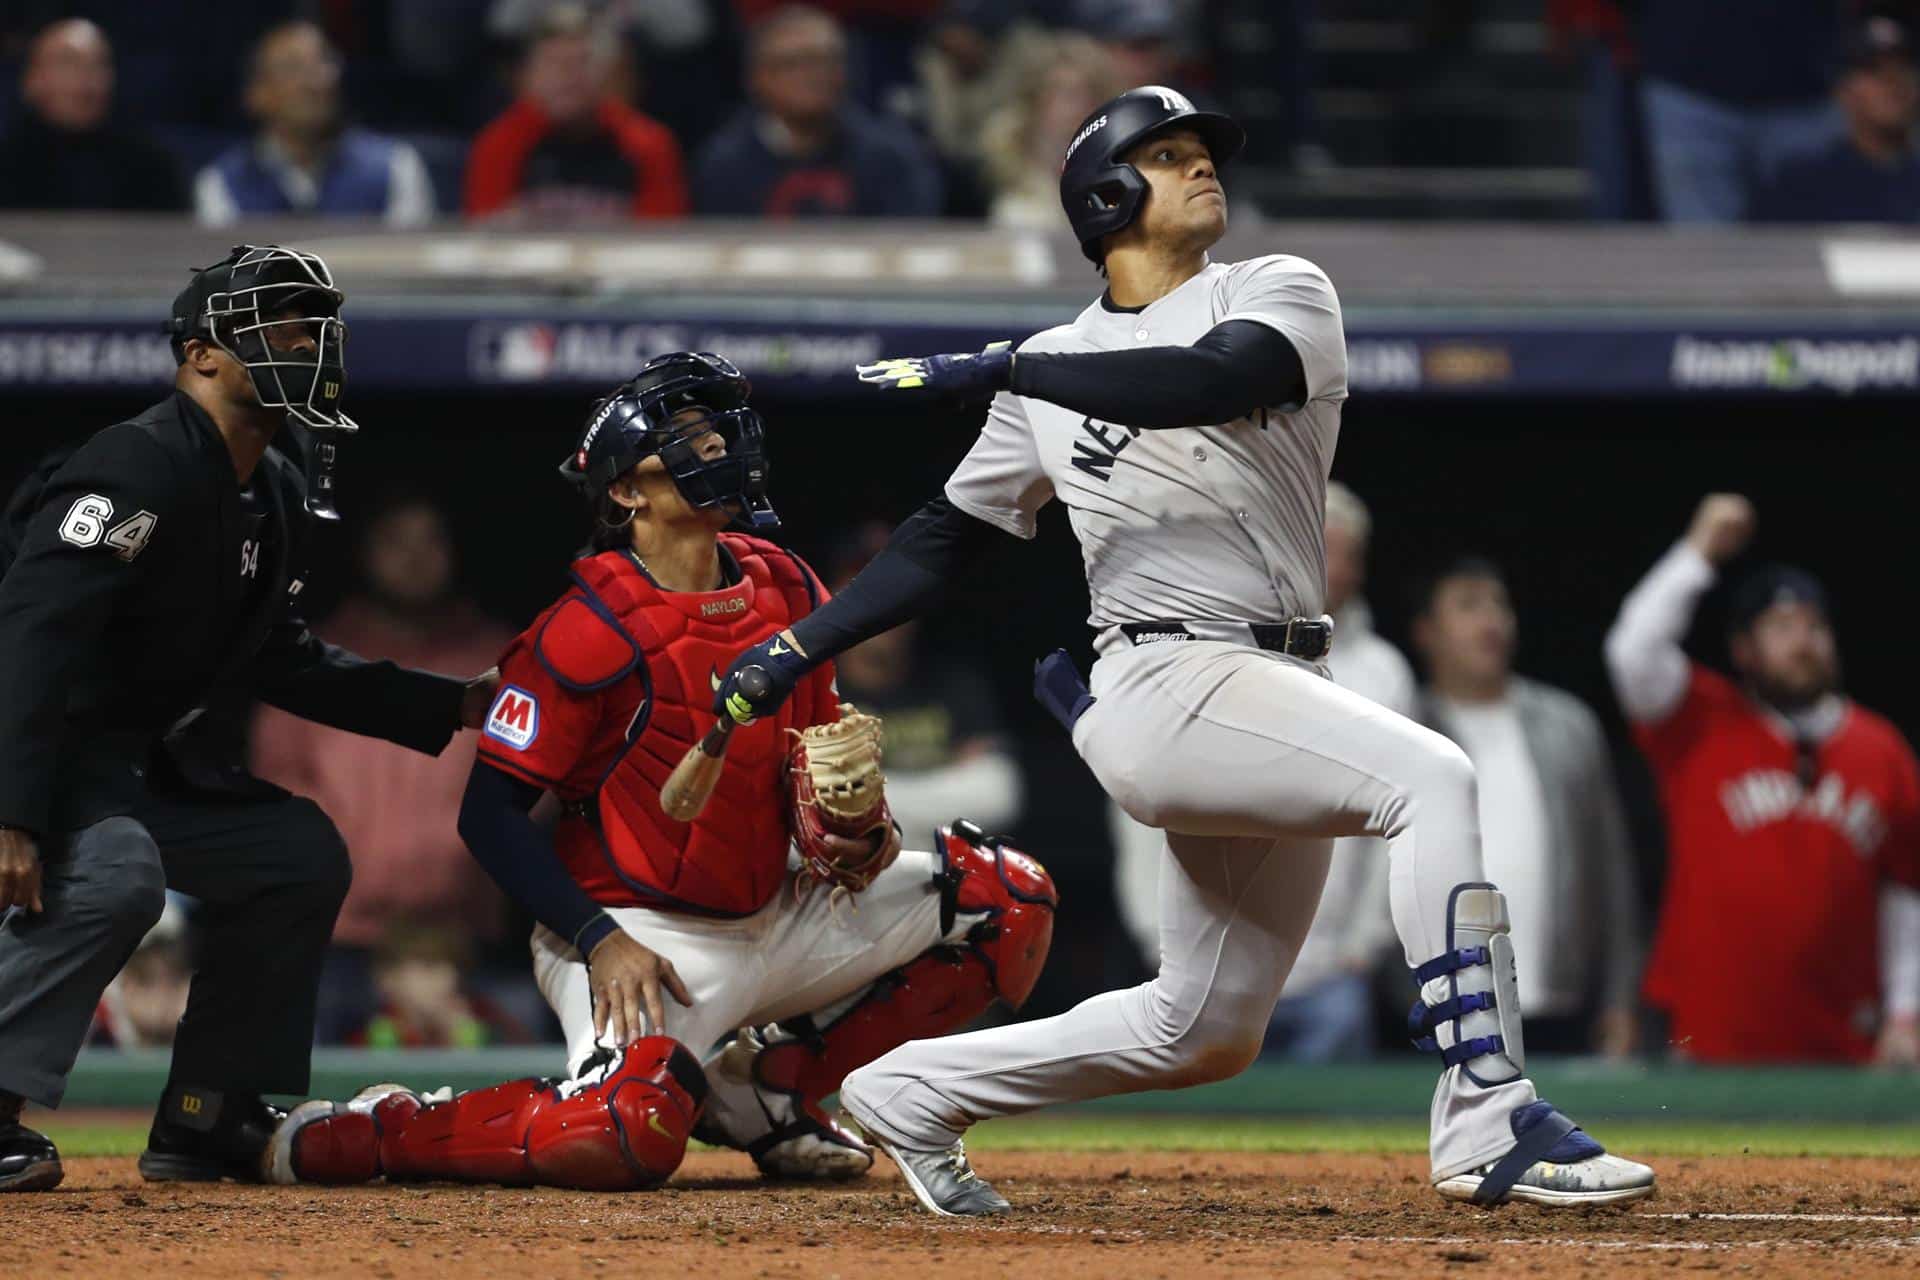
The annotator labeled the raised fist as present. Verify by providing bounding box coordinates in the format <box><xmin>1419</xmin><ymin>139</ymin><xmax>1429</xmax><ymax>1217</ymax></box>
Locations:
<box><xmin>1685</xmin><ymin>493</ymin><xmax>1756</xmax><ymax>567</ymax></box>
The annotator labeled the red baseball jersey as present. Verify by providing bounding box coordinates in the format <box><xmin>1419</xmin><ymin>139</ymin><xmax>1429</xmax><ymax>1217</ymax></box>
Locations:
<box><xmin>477</xmin><ymin>536</ymin><xmax>838</xmax><ymax>916</ymax></box>
<box><xmin>1636</xmin><ymin>664</ymin><xmax>1920</xmax><ymax>1062</ymax></box>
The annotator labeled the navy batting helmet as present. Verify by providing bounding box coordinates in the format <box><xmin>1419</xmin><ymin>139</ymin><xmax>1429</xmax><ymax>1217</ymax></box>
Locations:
<box><xmin>560</xmin><ymin>351</ymin><xmax>778</xmax><ymax>533</ymax></box>
<box><xmin>1059</xmin><ymin>85</ymin><xmax>1244</xmax><ymax>265</ymax></box>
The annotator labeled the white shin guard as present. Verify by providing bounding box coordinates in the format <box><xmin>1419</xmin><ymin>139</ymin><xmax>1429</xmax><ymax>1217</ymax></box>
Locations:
<box><xmin>1411</xmin><ymin>883</ymin><xmax>1526</xmax><ymax>1087</ymax></box>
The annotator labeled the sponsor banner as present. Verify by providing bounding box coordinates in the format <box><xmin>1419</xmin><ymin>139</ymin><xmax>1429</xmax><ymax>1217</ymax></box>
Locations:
<box><xmin>4</xmin><ymin>316</ymin><xmax>1919</xmax><ymax>397</ymax></box>
<box><xmin>1669</xmin><ymin>335</ymin><xmax>1920</xmax><ymax>394</ymax></box>
<box><xmin>0</xmin><ymin>328</ymin><xmax>176</xmax><ymax>387</ymax></box>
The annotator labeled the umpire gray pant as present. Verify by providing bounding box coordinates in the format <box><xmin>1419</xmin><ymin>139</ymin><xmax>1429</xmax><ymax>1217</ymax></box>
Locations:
<box><xmin>0</xmin><ymin>817</ymin><xmax>166</xmax><ymax>1106</ymax></box>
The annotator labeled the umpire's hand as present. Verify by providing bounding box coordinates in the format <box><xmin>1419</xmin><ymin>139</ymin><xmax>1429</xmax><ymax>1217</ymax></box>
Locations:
<box><xmin>0</xmin><ymin>828</ymin><xmax>43</xmax><ymax>913</ymax></box>
<box><xmin>587</xmin><ymin>929</ymin><xmax>692</xmax><ymax>1045</ymax></box>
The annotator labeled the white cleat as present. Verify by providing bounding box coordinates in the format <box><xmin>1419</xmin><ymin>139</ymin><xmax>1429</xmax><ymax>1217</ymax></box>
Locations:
<box><xmin>1436</xmin><ymin>1150</ymin><xmax>1657</xmax><ymax>1208</ymax></box>
<box><xmin>695</xmin><ymin>1028</ymin><xmax>873</xmax><ymax>1182</ymax></box>
<box><xmin>1434</xmin><ymin>1100</ymin><xmax>1655</xmax><ymax>1208</ymax></box>
<box><xmin>839</xmin><ymin>1077</ymin><xmax>1009</xmax><ymax>1217</ymax></box>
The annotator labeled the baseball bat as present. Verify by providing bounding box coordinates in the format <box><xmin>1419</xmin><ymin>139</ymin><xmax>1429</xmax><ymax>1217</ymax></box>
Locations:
<box><xmin>659</xmin><ymin>665</ymin><xmax>772</xmax><ymax>822</ymax></box>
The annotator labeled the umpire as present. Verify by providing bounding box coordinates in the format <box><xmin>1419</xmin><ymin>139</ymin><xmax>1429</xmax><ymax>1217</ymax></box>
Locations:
<box><xmin>0</xmin><ymin>245</ymin><xmax>496</xmax><ymax>1191</ymax></box>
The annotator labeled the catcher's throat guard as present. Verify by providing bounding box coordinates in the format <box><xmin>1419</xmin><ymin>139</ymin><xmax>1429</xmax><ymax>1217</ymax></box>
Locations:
<box><xmin>562</xmin><ymin>351</ymin><xmax>778</xmax><ymax>532</ymax></box>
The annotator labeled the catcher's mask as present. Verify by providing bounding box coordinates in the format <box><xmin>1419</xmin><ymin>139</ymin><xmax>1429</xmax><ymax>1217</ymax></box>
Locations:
<box><xmin>561</xmin><ymin>351</ymin><xmax>779</xmax><ymax>534</ymax></box>
<box><xmin>169</xmin><ymin>244</ymin><xmax>353</xmax><ymax>518</ymax></box>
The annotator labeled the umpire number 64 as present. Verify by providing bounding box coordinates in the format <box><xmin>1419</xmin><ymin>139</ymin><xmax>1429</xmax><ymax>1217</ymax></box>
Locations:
<box><xmin>58</xmin><ymin>493</ymin><xmax>159</xmax><ymax>562</ymax></box>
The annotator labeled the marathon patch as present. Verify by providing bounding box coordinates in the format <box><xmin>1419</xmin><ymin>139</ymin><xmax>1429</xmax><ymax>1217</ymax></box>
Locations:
<box><xmin>485</xmin><ymin>684</ymin><xmax>540</xmax><ymax>750</ymax></box>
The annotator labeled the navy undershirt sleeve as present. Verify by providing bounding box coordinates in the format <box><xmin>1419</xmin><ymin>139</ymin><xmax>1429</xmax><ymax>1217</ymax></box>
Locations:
<box><xmin>458</xmin><ymin>762</ymin><xmax>617</xmax><ymax>957</ymax></box>
<box><xmin>789</xmin><ymin>496</ymin><xmax>1008</xmax><ymax>663</ymax></box>
<box><xmin>1008</xmin><ymin>319</ymin><xmax>1307</xmax><ymax>429</ymax></box>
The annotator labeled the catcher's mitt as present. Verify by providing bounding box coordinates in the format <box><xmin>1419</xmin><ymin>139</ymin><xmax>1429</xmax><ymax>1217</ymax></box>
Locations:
<box><xmin>788</xmin><ymin>706</ymin><xmax>897</xmax><ymax>893</ymax></box>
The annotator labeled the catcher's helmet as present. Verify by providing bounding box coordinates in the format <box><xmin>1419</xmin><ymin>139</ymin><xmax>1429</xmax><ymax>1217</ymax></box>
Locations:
<box><xmin>1059</xmin><ymin>85</ymin><xmax>1245</xmax><ymax>265</ymax></box>
<box><xmin>560</xmin><ymin>351</ymin><xmax>779</xmax><ymax>532</ymax></box>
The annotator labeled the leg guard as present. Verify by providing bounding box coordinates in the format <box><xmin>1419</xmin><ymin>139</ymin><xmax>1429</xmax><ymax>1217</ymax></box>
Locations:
<box><xmin>1408</xmin><ymin>883</ymin><xmax>1526</xmax><ymax>1087</ymax></box>
<box><xmin>277</xmin><ymin>1038</ymin><xmax>707</xmax><ymax>1191</ymax></box>
<box><xmin>700</xmin><ymin>820</ymin><xmax>1057</xmax><ymax>1177</ymax></box>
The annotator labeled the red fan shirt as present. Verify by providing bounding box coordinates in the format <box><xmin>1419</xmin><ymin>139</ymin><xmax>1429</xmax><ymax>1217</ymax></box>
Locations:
<box><xmin>1636</xmin><ymin>665</ymin><xmax>1920</xmax><ymax>1062</ymax></box>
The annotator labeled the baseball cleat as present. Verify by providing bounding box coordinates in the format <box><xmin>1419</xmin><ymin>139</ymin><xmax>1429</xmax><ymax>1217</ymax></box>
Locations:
<box><xmin>840</xmin><ymin>1073</ymin><xmax>1010</xmax><ymax>1216</ymax></box>
<box><xmin>263</xmin><ymin>1083</ymin><xmax>418</xmax><ymax>1185</ymax></box>
<box><xmin>694</xmin><ymin>1028</ymin><xmax>874</xmax><ymax>1182</ymax></box>
<box><xmin>1434</xmin><ymin>1100</ymin><xmax>1655</xmax><ymax>1208</ymax></box>
<box><xmin>872</xmin><ymin>1135</ymin><xmax>1011</xmax><ymax>1217</ymax></box>
<box><xmin>0</xmin><ymin>1094</ymin><xmax>62</xmax><ymax>1192</ymax></box>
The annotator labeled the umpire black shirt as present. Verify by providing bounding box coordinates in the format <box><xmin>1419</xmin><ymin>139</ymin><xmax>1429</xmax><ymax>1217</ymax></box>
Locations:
<box><xmin>0</xmin><ymin>390</ymin><xmax>467</xmax><ymax>835</ymax></box>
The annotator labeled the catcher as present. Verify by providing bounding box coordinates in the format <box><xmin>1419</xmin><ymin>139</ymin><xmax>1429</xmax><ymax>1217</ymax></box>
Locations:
<box><xmin>261</xmin><ymin>351</ymin><xmax>1055</xmax><ymax>1191</ymax></box>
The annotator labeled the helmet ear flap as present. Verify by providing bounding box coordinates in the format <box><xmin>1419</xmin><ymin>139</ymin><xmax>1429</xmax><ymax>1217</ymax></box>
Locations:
<box><xmin>1077</xmin><ymin>166</ymin><xmax>1150</xmax><ymax>265</ymax></box>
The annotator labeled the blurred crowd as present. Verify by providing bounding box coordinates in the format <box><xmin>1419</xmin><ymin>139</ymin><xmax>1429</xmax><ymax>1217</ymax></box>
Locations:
<box><xmin>1556</xmin><ymin>0</ymin><xmax>1920</xmax><ymax>222</ymax></box>
<box><xmin>4</xmin><ymin>1</ymin><xmax>1920</xmax><ymax>227</ymax></box>
<box><xmin>0</xmin><ymin>0</ymin><xmax>1211</xmax><ymax>227</ymax></box>
<box><xmin>91</xmin><ymin>484</ymin><xmax>1920</xmax><ymax>1069</ymax></box>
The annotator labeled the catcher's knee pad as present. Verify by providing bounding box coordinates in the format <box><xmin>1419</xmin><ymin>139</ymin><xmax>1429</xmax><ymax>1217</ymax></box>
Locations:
<box><xmin>939</xmin><ymin>819</ymin><xmax>1057</xmax><ymax>1007</ymax></box>
<box><xmin>1408</xmin><ymin>883</ymin><xmax>1527</xmax><ymax>1087</ymax></box>
<box><xmin>750</xmin><ymin>820</ymin><xmax>1058</xmax><ymax>1109</ymax></box>
<box><xmin>378</xmin><ymin>1037</ymin><xmax>708</xmax><ymax>1190</ymax></box>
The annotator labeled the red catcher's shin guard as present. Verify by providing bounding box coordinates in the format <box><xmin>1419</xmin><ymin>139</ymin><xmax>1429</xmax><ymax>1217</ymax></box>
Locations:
<box><xmin>755</xmin><ymin>820</ymin><xmax>1058</xmax><ymax>1108</ymax></box>
<box><xmin>377</xmin><ymin>1037</ymin><xmax>708</xmax><ymax>1190</ymax></box>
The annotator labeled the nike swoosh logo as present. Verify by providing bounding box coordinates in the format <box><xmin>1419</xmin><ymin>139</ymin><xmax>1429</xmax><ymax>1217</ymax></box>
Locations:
<box><xmin>648</xmin><ymin>1113</ymin><xmax>674</xmax><ymax>1141</ymax></box>
<box><xmin>709</xmin><ymin>668</ymin><xmax>722</xmax><ymax>691</ymax></box>
<box><xmin>767</xmin><ymin>640</ymin><xmax>790</xmax><ymax>657</ymax></box>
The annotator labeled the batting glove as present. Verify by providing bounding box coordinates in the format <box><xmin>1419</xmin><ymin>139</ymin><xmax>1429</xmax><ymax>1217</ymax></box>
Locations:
<box><xmin>855</xmin><ymin>341</ymin><xmax>1014</xmax><ymax>399</ymax></box>
<box><xmin>712</xmin><ymin>632</ymin><xmax>813</xmax><ymax>723</ymax></box>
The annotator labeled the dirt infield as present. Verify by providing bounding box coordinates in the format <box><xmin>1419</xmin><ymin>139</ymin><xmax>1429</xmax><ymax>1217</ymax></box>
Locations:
<box><xmin>16</xmin><ymin>1149</ymin><xmax>1920</xmax><ymax>1279</ymax></box>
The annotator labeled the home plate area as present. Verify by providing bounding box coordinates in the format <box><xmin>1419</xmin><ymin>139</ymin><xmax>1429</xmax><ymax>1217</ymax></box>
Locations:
<box><xmin>19</xmin><ymin>1149</ymin><xmax>1920</xmax><ymax>1280</ymax></box>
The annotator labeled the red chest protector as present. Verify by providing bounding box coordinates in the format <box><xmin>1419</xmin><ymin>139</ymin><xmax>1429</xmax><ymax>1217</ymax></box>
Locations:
<box><xmin>543</xmin><ymin>535</ymin><xmax>831</xmax><ymax>917</ymax></box>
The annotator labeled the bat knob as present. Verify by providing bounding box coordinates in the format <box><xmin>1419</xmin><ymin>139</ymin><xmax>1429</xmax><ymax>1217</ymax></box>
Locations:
<box><xmin>724</xmin><ymin>664</ymin><xmax>772</xmax><ymax>725</ymax></box>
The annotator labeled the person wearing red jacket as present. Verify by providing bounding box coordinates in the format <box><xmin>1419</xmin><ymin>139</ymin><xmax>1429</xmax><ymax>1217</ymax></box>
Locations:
<box><xmin>465</xmin><ymin>9</ymin><xmax>688</xmax><ymax>223</ymax></box>
<box><xmin>1605</xmin><ymin>494</ymin><xmax>1920</xmax><ymax>1065</ymax></box>
<box><xmin>263</xmin><ymin>352</ymin><xmax>1055</xmax><ymax>1192</ymax></box>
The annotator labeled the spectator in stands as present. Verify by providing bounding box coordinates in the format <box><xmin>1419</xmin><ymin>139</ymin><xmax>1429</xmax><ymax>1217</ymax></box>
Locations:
<box><xmin>979</xmin><ymin>31</ymin><xmax>1120</xmax><ymax>230</ymax></box>
<box><xmin>91</xmin><ymin>901</ymin><xmax>194</xmax><ymax>1049</ymax></box>
<box><xmin>694</xmin><ymin>5</ymin><xmax>943</xmax><ymax>217</ymax></box>
<box><xmin>1073</xmin><ymin>0</ymin><xmax>1180</xmax><ymax>92</ymax></box>
<box><xmin>1606</xmin><ymin>495</ymin><xmax>1920</xmax><ymax>1065</ymax></box>
<box><xmin>1754</xmin><ymin>14</ymin><xmax>1920</xmax><ymax>223</ymax></box>
<box><xmin>1260</xmin><ymin>484</ymin><xmax>1415</xmax><ymax>1060</ymax></box>
<box><xmin>195</xmin><ymin>20</ymin><xmax>434</xmax><ymax>225</ymax></box>
<box><xmin>251</xmin><ymin>495</ymin><xmax>514</xmax><ymax>1042</ymax></box>
<box><xmin>1635</xmin><ymin>0</ymin><xmax>1843</xmax><ymax>222</ymax></box>
<box><xmin>0</xmin><ymin>18</ymin><xmax>186</xmax><ymax>212</ymax></box>
<box><xmin>827</xmin><ymin>523</ymin><xmax>1023</xmax><ymax>845</ymax></box>
<box><xmin>355</xmin><ymin>922</ymin><xmax>530</xmax><ymax>1049</ymax></box>
<box><xmin>1112</xmin><ymin>484</ymin><xmax>1413</xmax><ymax>1064</ymax></box>
<box><xmin>465</xmin><ymin>3</ymin><xmax>690</xmax><ymax>222</ymax></box>
<box><xmin>1413</xmin><ymin>555</ymin><xmax>1642</xmax><ymax>1057</ymax></box>
<box><xmin>911</xmin><ymin>0</ymin><xmax>1047</xmax><ymax>202</ymax></box>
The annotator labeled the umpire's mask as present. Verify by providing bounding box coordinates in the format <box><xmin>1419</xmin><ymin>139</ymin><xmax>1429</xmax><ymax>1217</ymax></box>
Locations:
<box><xmin>170</xmin><ymin>244</ymin><xmax>354</xmax><ymax>518</ymax></box>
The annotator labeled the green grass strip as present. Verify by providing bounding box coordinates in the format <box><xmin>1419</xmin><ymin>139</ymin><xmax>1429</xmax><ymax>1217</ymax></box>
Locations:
<box><xmin>43</xmin><ymin>1114</ymin><xmax>1920</xmax><ymax>1163</ymax></box>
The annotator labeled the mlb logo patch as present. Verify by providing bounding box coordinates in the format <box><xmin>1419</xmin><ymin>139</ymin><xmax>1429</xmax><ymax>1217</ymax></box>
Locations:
<box><xmin>485</xmin><ymin>685</ymin><xmax>540</xmax><ymax>750</ymax></box>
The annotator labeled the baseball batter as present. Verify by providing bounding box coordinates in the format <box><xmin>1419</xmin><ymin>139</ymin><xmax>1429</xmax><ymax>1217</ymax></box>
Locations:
<box><xmin>714</xmin><ymin>87</ymin><xmax>1654</xmax><ymax>1215</ymax></box>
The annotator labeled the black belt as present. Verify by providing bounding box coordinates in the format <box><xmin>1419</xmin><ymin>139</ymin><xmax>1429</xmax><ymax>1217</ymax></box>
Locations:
<box><xmin>1117</xmin><ymin>617</ymin><xmax>1334</xmax><ymax>660</ymax></box>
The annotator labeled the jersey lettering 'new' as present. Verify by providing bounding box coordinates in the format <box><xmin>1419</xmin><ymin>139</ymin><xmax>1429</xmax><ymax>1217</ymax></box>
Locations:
<box><xmin>478</xmin><ymin>534</ymin><xmax>838</xmax><ymax>917</ymax></box>
<box><xmin>944</xmin><ymin>255</ymin><xmax>1347</xmax><ymax>629</ymax></box>
<box><xmin>1636</xmin><ymin>665</ymin><xmax>1920</xmax><ymax>1062</ymax></box>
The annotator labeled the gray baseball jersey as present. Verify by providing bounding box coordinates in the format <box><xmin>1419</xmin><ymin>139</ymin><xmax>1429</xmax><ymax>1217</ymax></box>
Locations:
<box><xmin>944</xmin><ymin>254</ymin><xmax>1348</xmax><ymax>630</ymax></box>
